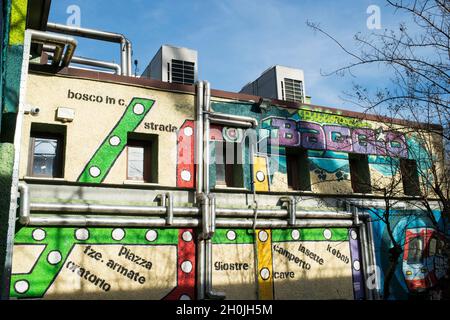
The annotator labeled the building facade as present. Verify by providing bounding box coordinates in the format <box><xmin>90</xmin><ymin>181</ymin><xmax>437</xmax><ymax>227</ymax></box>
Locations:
<box><xmin>0</xmin><ymin>0</ymin><xmax>448</xmax><ymax>300</ymax></box>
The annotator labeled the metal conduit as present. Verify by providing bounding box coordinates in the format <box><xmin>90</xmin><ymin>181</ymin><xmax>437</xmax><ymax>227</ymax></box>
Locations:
<box><xmin>44</xmin><ymin>49</ymin><xmax>122</xmax><ymax>74</ymax></box>
<box><xmin>46</xmin><ymin>22</ymin><xmax>132</xmax><ymax>76</ymax></box>
<box><xmin>29</xmin><ymin>29</ymin><xmax>77</xmax><ymax>68</ymax></box>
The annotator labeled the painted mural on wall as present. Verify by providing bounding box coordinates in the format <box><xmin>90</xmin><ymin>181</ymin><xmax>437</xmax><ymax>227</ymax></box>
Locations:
<box><xmin>211</xmin><ymin>228</ymin><xmax>364</xmax><ymax>300</ymax></box>
<box><xmin>78</xmin><ymin>98</ymin><xmax>155</xmax><ymax>183</ymax></box>
<box><xmin>10</xmin><ymin>227</ymin><xmax>195</xmax><ymax>300</ymax></box>
<box><xmin>369</xmin><ymin>209</ymin><xmax>448</xmax><ymax>300</ymax></box>
<box><xmin>202</xmin><ymin>101</ymin><xmax>430</xmax><ymax>194</ymax></box>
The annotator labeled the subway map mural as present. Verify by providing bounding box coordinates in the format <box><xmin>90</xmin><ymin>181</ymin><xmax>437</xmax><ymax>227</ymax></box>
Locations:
<box><xmin>10</xmin><ymin>227</ymin><xmax>195</xmax><ymax>300</ymax></box>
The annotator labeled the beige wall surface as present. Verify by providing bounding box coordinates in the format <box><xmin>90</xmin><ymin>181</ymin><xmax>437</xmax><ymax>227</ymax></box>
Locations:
<box><xmin>21</xmin><ymin>74</ymin><xmax>195</xmax><ymax>187</ymax></box>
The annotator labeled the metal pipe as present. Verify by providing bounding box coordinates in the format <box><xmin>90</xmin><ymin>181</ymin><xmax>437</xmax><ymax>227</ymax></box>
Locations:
<box><xmin>2</xmin><ymin>31</ymin><xmax>33</xmax><ymax>299</ymax></box>
<box><xmin>29</xmin><ymin>29</ymin><xmax>77</xmax><ymax>67</ymax></box>
<box><xmin>166</xmin><ymin>193</ymin><xmax>174</xmax><ymax>226</ymax></box>
<box><xmin>198</xmin><ymin>194</ymin><xmax>210</xmax><ymax>239</ymax></box>
<box><xmin>25</xmin><ymin>215</ymin><xmax>200</xmax><ymax>227</ymax></box>
<box><xmin>29</xmin><ymin>202</ymin><xmax>363</xmax><ymax>219</ymax></box>
<box><xmin>209</xmin><ymin>194</ymin><xmax>216</xmax><ymax>235</ymax></box>
<box><xmin>195</xmin><ymin>81</ymin><xmax>204</xmax><ymax>196</ymax></box>
<box><xmin>46</xmin><ymin>22</ymin><xmax>131</xmax><ymax>76</ymax></box>
<box><xmin>18</xmin><ymin>182</ymin><xmax>30</xmax><ymax>225</ymax></box>
<box><xmin>44</xmin><ymin>50</ymin><xmax>122</xmax><ymax>74</ymax></box>
<box><xmin>208</xmin><ymin>112</ymin><xmax>258</xmax><ymax>128</ymax></box>
<box><xmin>280</xmin><ymin>196</ymin><xmax>296</xmax><ymax>226</ymax></box>
<box><xmin>366</xmin><ymin>218</ymin><xmax>381</xmax><ymax>300</ymax></box>
<box><xmin>71</xmin><ymin>56</ymin><xmax>121</xmax><ymax>74</ymax></box>
<box><xmin>209</xmin><ymin>117</ymin><xmax>253</xmax><ymax>128</ymax></box>
<box><xmin>359</xmin><ymin>222</ymin><xmax>372</xmax><ymax>300</ymax></box>
<box><xmin>203</xmin><ymin>81</ymin><xmax>211</xmax><ymax>195</ymax></box>
<box><xmin>197</xmin><ymin>239</ymin><xmax>206</xmax><ymax>300</ymax></box>
<box><xmin>216</xmin><ymin>218</ymin><xmax>353</xmax><ymax>228</ymax></box>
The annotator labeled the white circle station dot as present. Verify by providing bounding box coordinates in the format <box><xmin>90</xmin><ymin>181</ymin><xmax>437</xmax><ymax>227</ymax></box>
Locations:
<box><xmin>112</xmin><ymin>228</ymin><xmax>125</xmax><ymax>241</ymax></box>
<box><xmin>14</xmin><ymin>280</ymin><xmax>29</xmax><ymax>294</ymax></box>
<box><xmin>180</xmin><ymin>294</ymin><xmax>191</xmax><ymax>300</ymax></box>
<box><xmin>291</xmin><ymin>229</ymin><xmax>300</xmax><ymax>240</ymax></box>
<box><xmin>133</xmin><ymin>103</ymin><xmax>145</xmax><ymax>115</ymax></box>
<box><xmin>32</xmin><ymin>228</ymin><xmax>46</xmax><ymax>241</ymax></box>
<box><xmin>47</xmin><ymin>251</ymin><xmax>62</xmax><ymax>265</ymax></box>
<box><xmin>181</xmin><ymin>261</ymin><xmax>193</xmax><ymax>274</ymax></box>
<box><xmin>109</xmin><ymin>136</ymin><xmax>121</xmax><ymax>146</ymax></box>
<box><xmin>353</xmin><ymin>260</ymin><xmax>361</xmax><ymax>271</ymax></box>
<box><xmin>181</xmin><ymin>170</ymin><xmax>191</xmax><ymax>182</ymax></box>
<box><xmin>89</xmin><ymin>166</ymin><xmax>101</xmax><ymax>178</ymax></box>
<box><xmin>183</xmin><ymin>127</ymin><xmax>193</xmax><ymax>137</ymax></box>
<box><xmin>260</xmin><ymin>268</ymin><xmax>270</xmax><ymax>281</ymax></box>
<box><xmin>75</xmin><ymin>228</ymin><xmax>89</xmax><ymax>241</ymax></box>
<box><xmin>323</xmin><ymin>229</ymin><xmax>332</xmax><ymax>240</ymax></box>
<box><xmin>226</xmin><ymin>230</ymin><xmax>236</xmax><ymax>241</ymax></box>
<box><xmin>350</xmin><ymin>230</ymin><xmax>358</xmax><ymax>240</ymax></box>
<box><xmin>258</xmin><ymin>230</ymin><xmax>269</xmax><ymax>242</ymax></box>
<box><xmin>182</xmin><ymin>231</ymin><xmax>193</xmax><ymax>242</ymax></box>
<box><xmin>256</xmin><ymin>171</ymin><xmax>266</xmax><ymax>182</ymax></box>
<box><xmin>146</xmin><ymin>230</ymin><xmax>158</xmax><ymax>242</ymax></box>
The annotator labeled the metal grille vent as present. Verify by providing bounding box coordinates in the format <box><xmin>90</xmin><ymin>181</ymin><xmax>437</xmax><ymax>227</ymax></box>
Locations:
<box><xmin>171</xmin><ymin>59</ymin><xmax>195</xmax><ymax>85</ymax></box>
<box><xmin>283</xmin><ymin>78</ymin><xmax>304</xmax><ymax>103</ymax></box>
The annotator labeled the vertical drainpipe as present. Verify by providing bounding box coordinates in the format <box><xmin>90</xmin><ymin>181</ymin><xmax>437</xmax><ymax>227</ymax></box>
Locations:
<box><xmin>195</xmin><ymin>81</ymin><xmax>205</xmax><ymax>300</ymax></box>
<box><xmin>1</xmin><ymin>29</ymin><xmax>32</xmax><ymax>300</ymax></box>
<box><xmin>366</xmin><ymin>217</ymin><xmax>380</xmax><ymax>299</ymax></box>
<box><xmin>120</xmin><ymin>38</ymin><xmax>128</xmax><ymax>76</ymax></box>
<box><xmin>203</xmin><ymin>81</ymin><xmax>224</xmax><ymax>300</ymax></box>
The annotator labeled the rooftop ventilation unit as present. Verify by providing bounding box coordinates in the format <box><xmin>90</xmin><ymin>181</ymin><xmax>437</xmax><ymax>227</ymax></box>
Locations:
<box><xmin>240</xmin><ymin>65</ymin><xmax>307</xmax><ymax>104</ymax></box>
<box><xmin>141</xmin><ymin>45</ymin><xmax>198</xmax><ymax>85</ymax></box>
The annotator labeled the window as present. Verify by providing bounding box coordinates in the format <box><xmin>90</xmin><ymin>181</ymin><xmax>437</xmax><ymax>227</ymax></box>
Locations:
<box><xmin>286</xmin><ymin>148</ymin><xmax>311</xmax><ymax>191</ymax></box>
<box><xmin>400</xmin><ymin>159</ymin><xmax>421</xmax><ymax>196</ymax></box>
<box><xmin>127</xmin><ymin>134</ymin><xmax>158</xmax><ymax>183</ymax></box>
<box><xmin>283</xmin><ymin>78</ymin><xmax>304</xmax><ymax>103</ymax></box>
<box><xmin>429</xmin><ymin>238</ymin><xmax>437</xmax><ymax>256</ymax></box>
<box><xmin>171</xmin><ymin>59</ymin><xmax>195</xmax><ymax>85</ymax></box>
<box><xmin>215</xmin><ymin>141</ymin><xmax>244</xmax><ymax>188</ymax></box>
<box><xmin>28</xmin><ymin>128</ymin><xmax>65</xmax><ymax>178</ymax></box>
<box><xmin>407</xmin><ymin>236</ymin><xmax>423</xmax><ymax>264</ymax></box>
<box><xmin>349</xmin><ymin>154</ymin><xmax>371</xmax><ymax>193</ymax></box>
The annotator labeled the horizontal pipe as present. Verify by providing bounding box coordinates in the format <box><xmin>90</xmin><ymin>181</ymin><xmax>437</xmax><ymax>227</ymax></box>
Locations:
<box><xmin>47</xmin><ymin>22</ymin><xmax>126</xmax><ymax>43</ymax></box>
<box><xmin>71</xmin><ymin>56</ymin><xmax>121</xmax><ymax>74</ymax></box>
<box><xmin>216</xmin><ymin>218</ymin><xmax>354</xmax><ymax>228</ymax></box>
<box><xmin>45</xmin><ymin>51</ymin><xmax>122</xmax><ymax>74</ymax></box>
<box><xmin>30</xmin><ymin>202</ymin><xmax>363</xmax><ymax>220</ymax></box>
<box><xmin>209</xmin><ymin>117</ymin><xmax>253</xmax><ymax>128</ymax></box>
<box><xmin>25</xmin><ymin>214</ymin><xmax>353</xmax><ymax>229</ymax></box>
<box><xmin>47</xmin><ymin>22</ymin><xmax>131</xmax><ymax>76</ymax></box>
<box><xmin>30</xmin><ymin>203</ymin><xmax>199</xmax><ymax>215</ymax></box>
<box><xmin>27</xmin><ymin>215</ymin><xmax>200</xmax><ymax>227</ymax></box>
<box><xmin>208</xmin><ymin>112</ymin><xmax>258</xmax><ymax>128</ymax></box>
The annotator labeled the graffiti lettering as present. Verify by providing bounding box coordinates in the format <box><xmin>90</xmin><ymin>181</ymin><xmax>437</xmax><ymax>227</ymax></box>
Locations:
<box><xmin>264</xmin><ymin>117</ymin><xmax>408</xmax><ymax>158</ymax></box>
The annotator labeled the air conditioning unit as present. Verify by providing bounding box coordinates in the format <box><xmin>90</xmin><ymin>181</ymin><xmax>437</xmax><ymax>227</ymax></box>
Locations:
<box><xmin>141</xmin><ymin>45</ymin><xmax>198</xmax><ymax>85</ymax></box>
<box><xmin>240</xmin><ymin>65</ymin><xmax>307</xmax><ymax>103</ymax></box>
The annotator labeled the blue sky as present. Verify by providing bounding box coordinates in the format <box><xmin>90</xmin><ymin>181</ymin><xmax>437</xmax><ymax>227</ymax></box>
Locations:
<box><xmin>49</xmin><ymin>0</ymin><xmax>414</xmax><ymax>112</ymax></box>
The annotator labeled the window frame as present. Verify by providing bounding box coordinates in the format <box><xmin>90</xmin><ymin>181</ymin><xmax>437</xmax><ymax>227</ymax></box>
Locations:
<box><xmin>126</xmin><ymin>139</ymin><xmax>153</xmax><ymax>183</ymax></box>
<box><xmin>349</xmin><ymin>153</ymin><xmax>372</xmax><ymax>194</ymax></box>
<box><xmin>28</xmin><ymin>132</ymin><xmax>65</xmax><ymax>179</ymax></box>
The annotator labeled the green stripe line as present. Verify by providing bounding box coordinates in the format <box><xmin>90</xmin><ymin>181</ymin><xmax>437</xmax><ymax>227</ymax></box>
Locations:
<box><xmin>272</xmin><ymin>228</ymin><xmax>349</xmax><ymax>242</ymax></box>
<box><xmin>77</xmin><ymin>98</ymin><xmax>155</xmax><ymax>183</ymax></box>
<box><xmin>212</xmin><ymin>229</ymin><xmax>255</xmax><ymax>244</ymax></box>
